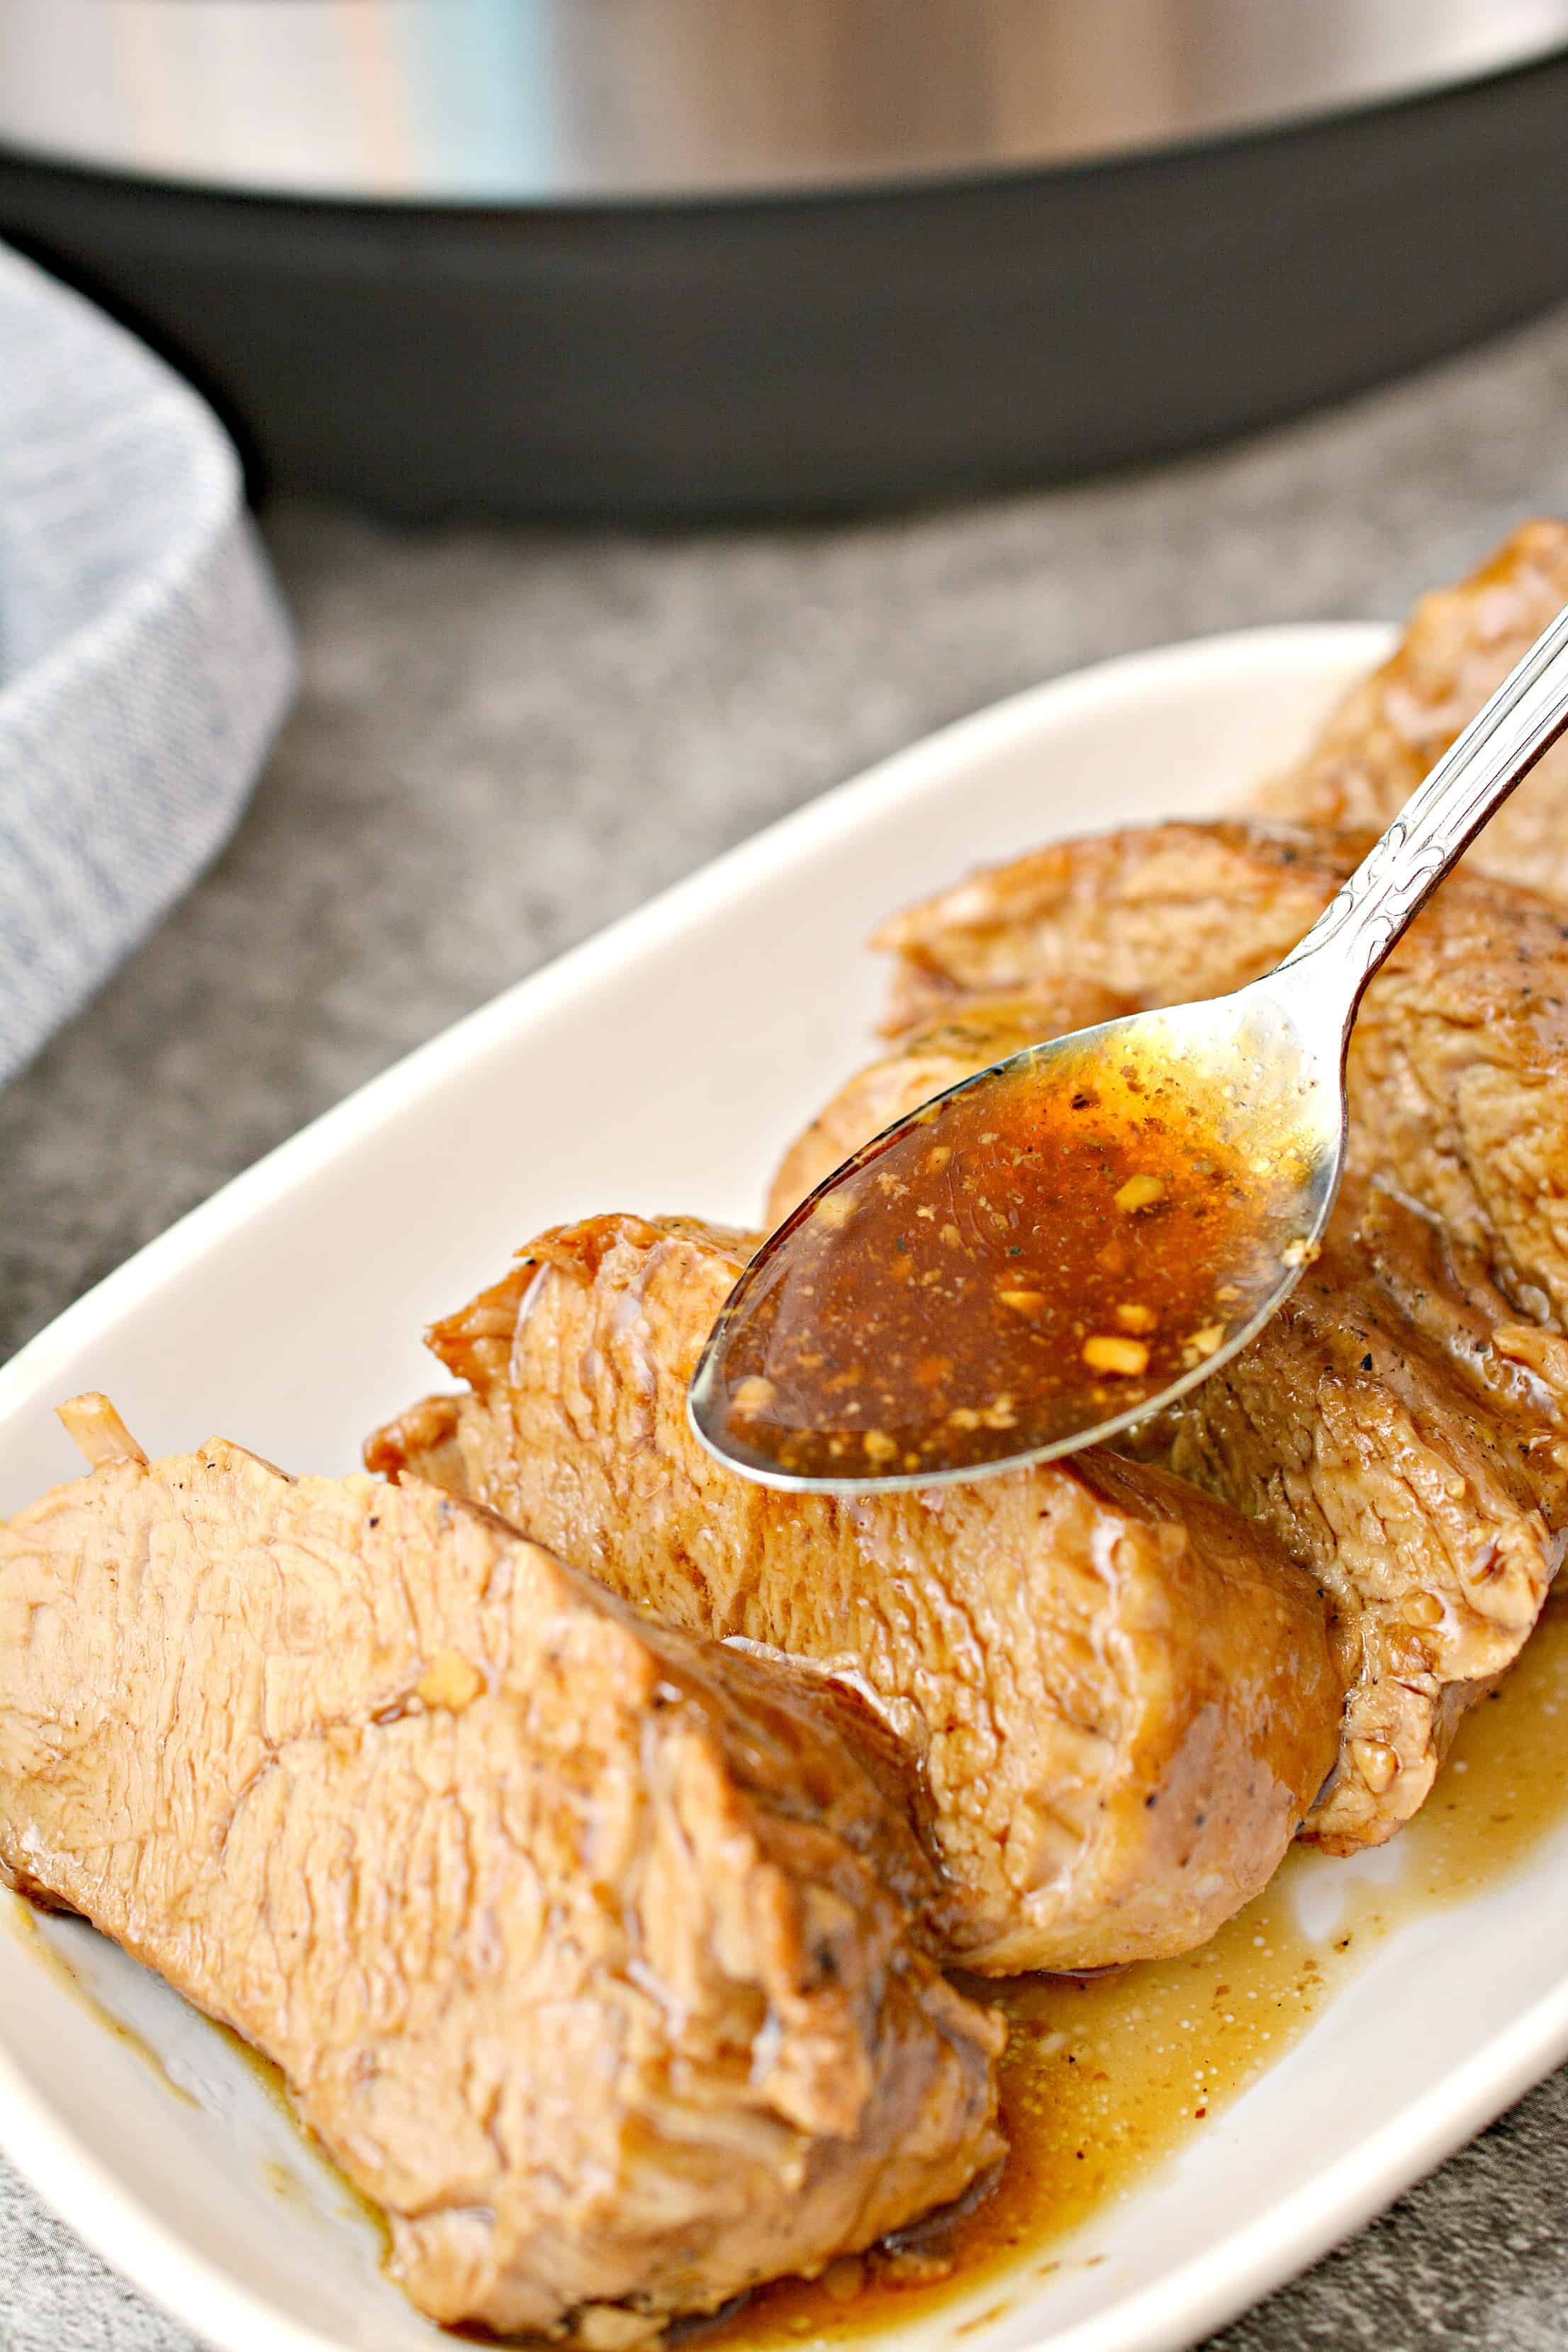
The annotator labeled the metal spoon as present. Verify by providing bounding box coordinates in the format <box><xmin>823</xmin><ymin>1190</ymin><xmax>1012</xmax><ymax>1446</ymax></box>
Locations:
<box><xmin>690</xmin><ymin>599</ymin><xmax>1568</xmax><ymax>1494</ymax></box>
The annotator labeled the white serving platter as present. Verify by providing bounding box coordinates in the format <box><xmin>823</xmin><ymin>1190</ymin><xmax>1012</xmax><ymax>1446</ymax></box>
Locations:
<box><xmin>5</xmin><ymin>621</ymin><xmax>1568</xmax><ymax>2352</ymax></box>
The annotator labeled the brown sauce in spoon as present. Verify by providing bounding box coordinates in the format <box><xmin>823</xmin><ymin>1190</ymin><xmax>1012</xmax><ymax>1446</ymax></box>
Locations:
<box><xmin>706</xmin><ymin>1034</ymin><xmax>1317</xmax><ymax>1482</ymax></box>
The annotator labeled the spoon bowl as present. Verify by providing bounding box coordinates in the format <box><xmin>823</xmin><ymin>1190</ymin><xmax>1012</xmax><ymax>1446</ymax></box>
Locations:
<box><xmin>690</xmin><ymin>971</ymin><xmax>1345</xmax><ymax>1492</ymax></box>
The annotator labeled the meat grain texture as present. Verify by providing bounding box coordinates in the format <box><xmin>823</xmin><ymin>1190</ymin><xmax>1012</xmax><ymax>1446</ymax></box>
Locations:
<box><xmin>369</xmin><ymin>1217</ymin><xmax>1343</xmax><ymax>1976</ymax></box>
<box><xmin>829</xmin><ymin>819</ymin><xmax>1568</xmax><ymax>1847</ymax></box>
<box><xmin>0</xmin><ymin>1411</ymin><xmax>1002</xmax><ymax>2338</ymax></box>
<box><xmin>1256</xmin><ymin>517</ymin><xmax>1568</xmax><ymax>900</ymax></box>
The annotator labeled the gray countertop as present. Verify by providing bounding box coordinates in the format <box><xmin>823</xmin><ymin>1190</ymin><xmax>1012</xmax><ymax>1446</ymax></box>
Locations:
<box><xmin>6</xmin><ymin>305</ymin><xmax>1568</xmax><ymax>2351</ymax></box>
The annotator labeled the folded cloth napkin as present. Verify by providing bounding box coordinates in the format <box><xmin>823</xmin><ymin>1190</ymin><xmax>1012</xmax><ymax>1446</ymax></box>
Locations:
<box><xmin>0</xmin><ymin>242</ymin><xmax>296</xmax><ymax>1083</ymax></box>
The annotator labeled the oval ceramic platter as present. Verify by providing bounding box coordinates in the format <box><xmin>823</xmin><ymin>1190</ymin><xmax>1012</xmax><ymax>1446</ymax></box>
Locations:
<box><xmin>4</xmin><ymin>623</ymin><xmax>1567</xmax><ymax>2352</ymax></box>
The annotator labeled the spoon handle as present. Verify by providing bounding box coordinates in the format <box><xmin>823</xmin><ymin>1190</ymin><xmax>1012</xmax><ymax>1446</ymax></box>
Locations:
<box><xmin>1277</xmin><ymin>598</ymin><xmax>1568</xmax><ymax>1026</ymax></box>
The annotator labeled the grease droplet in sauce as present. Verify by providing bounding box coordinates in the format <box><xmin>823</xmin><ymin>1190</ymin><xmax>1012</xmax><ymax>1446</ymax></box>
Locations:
<box><xmin>707</xmin><ymin>1036</ymin><xmax>1316</xmax><ymax>1482</ymax></box>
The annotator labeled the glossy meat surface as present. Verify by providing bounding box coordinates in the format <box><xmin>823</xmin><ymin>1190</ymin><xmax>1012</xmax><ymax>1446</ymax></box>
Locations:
<box><xmin>1256</xmin><ymin>518</ymin><xmax>1568</xmax><ymax>900</ymax></box>
<box><xmin>0</xmin><ymin>1423</ymin><xmax>1002</xmax><ymax>2336</ymax></box>
<box><xmin>841</xmin><ymin>820</ymin><xmax>1568</xmax><ymax>1845</ymax></box>
<box><xmin>368</xmin><ymin>1216</ymin><xmax>1341</xmax><ymax>1975</ymax></box>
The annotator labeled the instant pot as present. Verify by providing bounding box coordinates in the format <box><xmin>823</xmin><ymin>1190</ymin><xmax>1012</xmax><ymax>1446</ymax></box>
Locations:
<box><xmin>4</xmin><ymin>0</ymin><xmax>1568</xmax><ymax>517</ymax></box>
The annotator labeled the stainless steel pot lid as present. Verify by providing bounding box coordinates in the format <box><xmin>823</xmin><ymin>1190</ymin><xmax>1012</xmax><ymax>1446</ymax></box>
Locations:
<box><xmin>4</xmin><ymin>0</ymin><xmax>1568</xmax><ymax>205</ymax></box>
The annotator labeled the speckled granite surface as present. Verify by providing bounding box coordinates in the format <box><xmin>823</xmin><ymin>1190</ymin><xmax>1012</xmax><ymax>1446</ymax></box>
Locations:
<box><xmin>6</xmin><ymin>305</ymin><xmax>1568</xmax><ymax>2351</ymax></box>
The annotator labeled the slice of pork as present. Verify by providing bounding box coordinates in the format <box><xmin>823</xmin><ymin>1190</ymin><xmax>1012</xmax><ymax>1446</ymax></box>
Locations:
<box><xmin>870</xmin><ymin>819</ymin><xmax>1352</xmax><ymax>1038</ymax></box>
<box><xmin>1</xmin><ymin>1401</ymin><xmax>1002</xmax><ymax>2339</ymax></box>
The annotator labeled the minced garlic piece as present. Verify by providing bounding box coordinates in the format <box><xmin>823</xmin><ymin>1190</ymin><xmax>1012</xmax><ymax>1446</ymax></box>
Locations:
<box><xmin>1114</xmin><ymin>1173</ymin><xmax>1165</xmax><ymax>1213</ymax></box>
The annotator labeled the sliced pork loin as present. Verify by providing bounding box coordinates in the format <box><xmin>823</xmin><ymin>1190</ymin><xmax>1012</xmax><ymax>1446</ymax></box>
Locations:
<box><xmin>801</xmin><ymin>819</ymin><xmax>1568</xmax><ymax>1848</ymax></box>
<box><xmin>367</xmin><ymin>1219</ymin><xmax>1342</xmax><ymax>1976</ymax></box>
<box><xmin>1</xmin><ymin>1398</ymin><xmax>1002</xmax><ymax>2341</ymax></box>
<box><xmin>1255</xmin><ymin>517</ymin><xmax>1568</xmax><ymax>902</ymax></box>
<box><xmin>1151</xmin><ymin>1199</ymin><xmax>1568</xmax><ymax>1847</ymax></box>
<box><xmin>871</xmin><ymin>819</ymin><xmax>1353</xmax><ymax>1039</ymax></box>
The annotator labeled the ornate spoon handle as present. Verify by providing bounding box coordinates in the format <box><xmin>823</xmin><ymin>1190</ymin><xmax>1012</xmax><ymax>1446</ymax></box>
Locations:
<box><xmin>1277</xmin><ymin>599</ymin><xmax>1568</xmax><ymax>1029</ymax></box>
